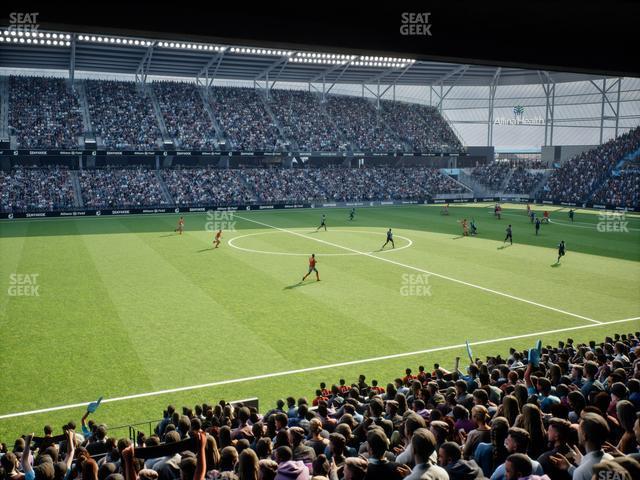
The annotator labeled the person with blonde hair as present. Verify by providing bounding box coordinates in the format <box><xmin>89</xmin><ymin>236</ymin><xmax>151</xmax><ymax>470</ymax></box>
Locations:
<box><xmin>462</xmin><ymin>405</ymin><xmax>491</xmax><ymax>460</ymax></box>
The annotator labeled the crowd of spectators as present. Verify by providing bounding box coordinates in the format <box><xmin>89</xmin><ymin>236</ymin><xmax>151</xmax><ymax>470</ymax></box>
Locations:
<box><xmin>326</xmin><ymin>96</ymin><xmax>403</xmax><ymax>152</ymax></box>
<box><xmin>9</xmin><ymin>76</ymin><xmax>83</xmax><ymax>149</ymax></box>
<box><xmin>6</xmin><ymin>77</ymin><xmax>469</xmax><ymax>154</ymax></box>
<box><xmin>161</xmin><ymin>167</ymin><xmax>255</xmax><ymax>206</ymax></box>
<box><xmin>2</xmin><ymin>331</ymin><xmax>638</xmax><ymax>480</ymax></box>
<box><xmin>0</xmin><ymin>166</ymin><xmax>472</xmax><ymax>211</ymax></box>
<box><xmin>153</xmin><ymin>82</ymin><xmax>218</xmax><ymax>150</ymax></box>
<box><xmin>208</xmin><ymin>87</ymin><xmax>282</xmax><ymax>152</ymax></box>
<box><xmin>86</xmin><ymin>80</ymin><xmax>161</xmax><ymax>150</ymax></box>
<box><xmin>471</xmin><ymin>164</ymin><xmax>511</xmax><ymax>191</ymax></box>
<box><xmin>240</xmin><ymin>169</ymin><xmax>327</xmax><ymax>204</ymax></box>
<box><xmin>504</xmin><ymin>168</ymin><xmax>544</xmax><ymax>195</ymax></box>
<box><xmin>380</xmin><ymin>101</ymin><xmax>463</xmax><ymax>152</ymax></box>
<box><xmin>268</xmin><ymin>90</ymin><xmax>345</xmax><ymax>152</ymax></box>
<box><xmin>591</xmin><ymin>169</ymin><xmax>639</xmax><ymax>208</ymax></box>
<box><xmin>78</xmin><ymin>168</ymin><xmax>168</xmax><ymax>208</ymax></box>
<box><xmin>542</xmin><ymin>126</ymin><xmax>640</xmax><ymax>203</ymax></box>
<box><xmin>0</xmin><ymin>166</ymin><xmax>76</xmax><ymax>212</ymax></box>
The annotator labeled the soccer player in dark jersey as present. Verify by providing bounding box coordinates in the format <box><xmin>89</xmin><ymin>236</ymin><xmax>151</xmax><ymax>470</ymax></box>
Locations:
<box><xmin>302</xmin><ymin>254</ymin><xmax>320</xmax><ymax>281</ymax></box>
<box><xmin>568</xmin><ymin>209</ymin><xmax>575</xmax><ymax>222</ymax></box>
<box><xmin>557</xmin><ymin>240</ymin><xmax>566</xmax><ymax>263</ymax></box>
<box><xmin>504</xmin><ymin>224</ymin><xmax>513</xmax><ymax>245</ymax></box>
<box><xmin>175</xmin><ymin>216</ymin><xmax>184</xmax><ymax>235</ymax></box>
<box><xmin>535</xmin><ymin>217</ymin><xmax>541</xmax><ymax>236</ymax></box>
<box><xmin>381</xmin><ymin>228</ymin><xmax>395</xmax><ymax>249</ymax></box>
<box><xmin>349</xmin><ymin>208</ymin><xmax>355</xmax><ymax>221</ymax></box>
<box><xmin>316</xmin><ymin>214</ymin><xmax>327</xmax><ymax>231</ymax></box>
<box><xmin>470</xmin><ymin>218</ymin><xmax>478</xmax><ymax>236</ymax></box>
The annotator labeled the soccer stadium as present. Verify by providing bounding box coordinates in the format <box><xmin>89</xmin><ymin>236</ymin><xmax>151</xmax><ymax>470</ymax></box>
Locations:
<box><xmin>0</xmin><ymin>7</ymin><xmax>639</xmax><ymax>480</ymax></box>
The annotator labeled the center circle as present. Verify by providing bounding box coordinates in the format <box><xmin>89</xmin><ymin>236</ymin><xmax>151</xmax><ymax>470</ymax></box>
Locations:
<box><xmin>227</xmin><ymin>229</ymin><xmax>413</xmax><ymax>256</ymax></box>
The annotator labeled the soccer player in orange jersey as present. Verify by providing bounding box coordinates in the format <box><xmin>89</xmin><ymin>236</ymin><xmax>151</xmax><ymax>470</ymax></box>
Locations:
<box><xmin>213</xmin><ymin>229</ymin><xmax>222</xmax><ymax>248</ymax></box>
<box><xmin>175</xmin><ymin>216</ymin><xmax>184</xmax><ymax>235</ymax></box>
<box><xmin>302</xmin><ymin>253</ymin><xmax>320</xmax><ymax>281</ymax></box>
<box><xmin>460</xmin><ymin>218</ymin><xmax>469</xmax><ymax>236</ymax></box>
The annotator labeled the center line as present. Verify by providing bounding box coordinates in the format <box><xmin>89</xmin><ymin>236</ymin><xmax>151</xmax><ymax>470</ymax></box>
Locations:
<box><xmin>234</xmin><ymin>214</ymin><xmax>602</xmax><ymax>325</ymax></box>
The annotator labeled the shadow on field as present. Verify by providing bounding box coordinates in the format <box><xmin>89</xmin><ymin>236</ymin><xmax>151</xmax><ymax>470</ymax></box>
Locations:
<box><xmin>551</xmin><ymin>263</ymin><xmax>562</xmax><ymax>268</ymax></box>
<box><xmin>283</xmin><ymin>281</ymin><xmax>317</xmax><ymax>290</ymax></box>
<box><xmin>497</xmin><ymin>244</ymin><xmax>512</xmax><ymax>250</ymax></box>
<box><xmin>196</xmin><ymin>248</ymin><xmax>214</xmax><ymax>253</ymax></box>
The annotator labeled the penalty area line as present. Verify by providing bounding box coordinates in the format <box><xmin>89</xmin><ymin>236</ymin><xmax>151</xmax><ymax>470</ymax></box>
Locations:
<box><xmin>234</xmin><ymin>215</ymin><xmax>602</xmax><ymax>325</ymax></box>
<box><xmin>0</xmin><ymin>317</ymin><xmax>637</xmax><ymax>421</ymax></box>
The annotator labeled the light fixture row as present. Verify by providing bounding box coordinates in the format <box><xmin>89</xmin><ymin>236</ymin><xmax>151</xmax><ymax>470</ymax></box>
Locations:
<box><xmin>0</xmin><ymin>36</ymin><xmax>70</xmax><ymax>46</ymax></box>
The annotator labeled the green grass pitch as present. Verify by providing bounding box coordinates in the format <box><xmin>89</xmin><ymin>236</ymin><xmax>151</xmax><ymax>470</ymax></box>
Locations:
<box><xmin>1</xmin><ymin>203</ymin><xmax>639</xmax><ymax>441</ymax></box>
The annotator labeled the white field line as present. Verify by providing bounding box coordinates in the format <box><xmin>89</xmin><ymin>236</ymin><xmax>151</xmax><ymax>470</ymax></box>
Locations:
<box><xmin>227</xmin><ymin>229</ymin><xmax>413</xmax><ymax>256</ymax></box>
<box><xmin>234</xmin><ymin>215</ymin><xmax>602</xmax><ymax>325</ymax></box>
<box><xmin>493</xmin><ymin>210</ymin><xmax>640</xmax><ymax>232</ymax></box>
<box><xmin>1</xmin><ymin>316</ymin><xmax>638</xmax><ymax>421</ymax></box>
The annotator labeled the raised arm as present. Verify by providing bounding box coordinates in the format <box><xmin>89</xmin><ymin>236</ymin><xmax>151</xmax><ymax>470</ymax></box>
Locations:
<box><xmin>21</xmin><ymin>434</ymin><xmax>34</xmax><ymax>477</ymax></box>
<box><xmin>194</xmin><ymin>431</ymin><xmax>206</xmax><ymax>480</ymax></box>
<box><xmin>63</xmin><ymin>429</ymin><xmax>76</xmax><ymax>472</ymax></box>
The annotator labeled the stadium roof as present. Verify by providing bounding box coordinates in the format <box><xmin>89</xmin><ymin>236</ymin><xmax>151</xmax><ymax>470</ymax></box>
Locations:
<box><xmin>0</xmin><ymin>28</ymin><xmax>608</xmax><ymax>87</ymax></box>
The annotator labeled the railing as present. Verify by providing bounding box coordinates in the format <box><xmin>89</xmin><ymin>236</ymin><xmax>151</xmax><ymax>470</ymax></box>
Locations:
<box><xmin>102</xmin><ymin>398</ymin><xmax>259</xmax><ymax>443</ymax></box>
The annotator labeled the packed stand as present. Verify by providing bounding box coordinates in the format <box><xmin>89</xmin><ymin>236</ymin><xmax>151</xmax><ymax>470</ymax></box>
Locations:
<box><xmin>308</xmin><ymin>167</ymin><xmax>468</xmax><ymax>202</ymax></box>
<box><xmin>86</xmin><ymin>80</ymin><xmax>161</xmax><ymax>150</ymax></box>
<box><xmin>9</xmin><ymin>76</ymin><xmax>83</xmax><ymax>149</ymax></box>
<box><xmin>591</xmin><ymin>169</ymin><xmax>640</xmax><ymax>208</ymax></box>
<box><xmin>79</xmin><ymin>168</ymin><xmax>168</xmax><ymax>208</ymax></box>
<box><xmin>240</xmin><ymin>169</ymin><xmax>327</xmax><ymax>204</ymax></box>
<box><xmin>471</xmin><ymin>163</ymin><xmax>511</xmax><ymax>191</ymax></box>
<box><xmin>0</xmin><ymin>166</ymin><xmax>76</xmax><ymax>212</ymax></box>
<box><xmin>326</xmin><ymin>96</ymin><xmax>403</xmax><ymax>152</ymax></box>
<box><xmin>3</xmin><ymin>331</ymin><xmax>639</xmax><ymax>480</ymax></box>
<box><xmin>209</xmin><ymin>87</ymin><xmax>282</xmax><ymax>152</ymax></box>
<box><xmin>161</xmin><ymin>168</ymin><xmax>255</xmax><ymax>206</ymax></box>
<box><xmin>268</xmin><ymin>90</ymin><xmax>344</xmax><ymax>152</ymax></box>
<box><xmin>380</xmin><ymin>100</ymin><xmax>464</xmax><ymax>152</ymax></box>
<box><xmin>542</xmin><ymin>126</ymin><xmax>640</xmax><ymax>204</ymax></box>
<box><xmin>504</xmin><ymin>168</ymin><xmax>544</xmax><ymax>195</ymax></box>
<box><xmin>153</xmin><ymin>82</ymin><xmax>218</xmax><ymax>150</ymax></box>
